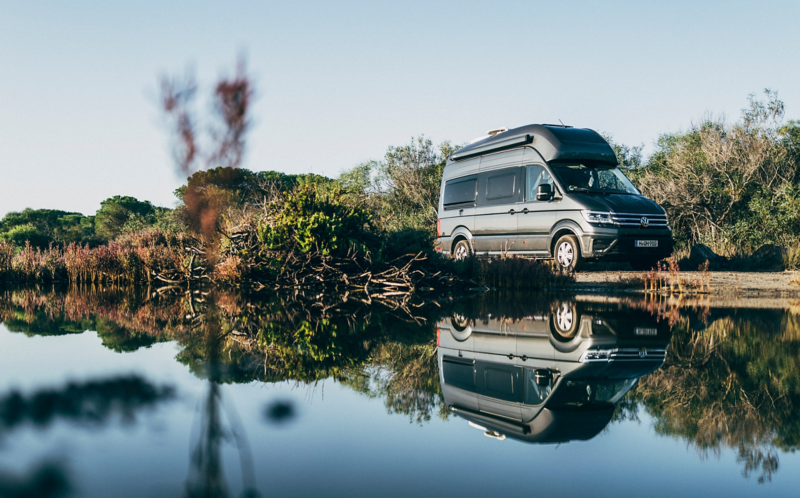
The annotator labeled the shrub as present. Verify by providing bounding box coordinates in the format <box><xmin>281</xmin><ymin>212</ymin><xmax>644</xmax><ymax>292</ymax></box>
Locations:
<box><xmin>0</xmin><ymin>240</ymin><xmax>13</xmax><ymax>274</ymax></box>
<box><xmin>257</xmin><ymin>184</ymin><xmax>376</xmax><ymax>258</ymax></box>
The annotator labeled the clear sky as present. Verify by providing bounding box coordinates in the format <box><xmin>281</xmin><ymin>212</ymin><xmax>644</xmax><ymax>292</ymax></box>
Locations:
<box><xmin>1</xmin><ymin>0</ymin><xmax>799</xmax><ymax>217</ymax></box>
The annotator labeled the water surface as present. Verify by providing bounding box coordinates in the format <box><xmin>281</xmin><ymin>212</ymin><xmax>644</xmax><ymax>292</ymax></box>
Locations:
<box><xmin>1</xmin><ymin>286</ymin><xmax>799</xmax><ymax>497</ymax></box>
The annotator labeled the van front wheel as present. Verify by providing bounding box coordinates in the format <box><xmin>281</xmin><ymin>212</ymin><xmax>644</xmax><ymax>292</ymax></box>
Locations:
<box><xmin>554</xmin><ymin>234</ymin><xmax>583</xmax><ymax>272</ymax></box>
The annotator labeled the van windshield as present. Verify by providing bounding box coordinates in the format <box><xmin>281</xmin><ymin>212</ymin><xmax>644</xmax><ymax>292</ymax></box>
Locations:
<box><xmin>550</xmin><ymin>163</ymin><xmax>639</xmax><ymax>195</ymax></box>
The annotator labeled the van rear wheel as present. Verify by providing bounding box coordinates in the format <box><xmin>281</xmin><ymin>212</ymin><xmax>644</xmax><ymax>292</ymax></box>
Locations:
<box><xmin>554</xmin><ymin>234</ymin><xmax>583</xmax><ymax>272</ymax></box>
<box><xmin>453</xmin><ymin>239</ymin><xmax>472</xmax><ymax>261</ymax></box>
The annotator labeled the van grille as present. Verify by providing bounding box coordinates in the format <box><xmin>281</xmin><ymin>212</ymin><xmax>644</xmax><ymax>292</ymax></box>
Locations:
<box><xmin>610</xmin><ymin>213</ymin><xmax>668</xmax><ymax>228</ymax></box>
<box><xmin>580</xmin><ymin>348</ymin><xmax>667</xmax><ymax>362</ymax></box>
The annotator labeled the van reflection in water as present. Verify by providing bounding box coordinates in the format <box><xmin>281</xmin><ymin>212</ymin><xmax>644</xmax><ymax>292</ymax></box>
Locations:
<box><xmin>437</xmin><ymin>300</ymin><xmax>672</xmax><ymax>443</ymax></box>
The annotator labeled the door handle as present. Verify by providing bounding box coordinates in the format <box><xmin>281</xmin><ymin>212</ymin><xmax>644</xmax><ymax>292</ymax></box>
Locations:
<box><xmin>522</xmin><ymin>208</ymin><xmax>529</xmax><ymax>214</ymax></box>
<box><xmin>508</xmin><ymin>209</ymin><xmax>516</xmax><ymax>215</ymax></box>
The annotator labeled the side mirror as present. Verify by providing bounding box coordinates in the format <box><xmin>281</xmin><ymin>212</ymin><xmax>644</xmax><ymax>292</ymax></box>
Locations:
<box><xmin>537</xmin><ymin>184</ymin><xmax>553</xmax><ymax>201</ymax></box>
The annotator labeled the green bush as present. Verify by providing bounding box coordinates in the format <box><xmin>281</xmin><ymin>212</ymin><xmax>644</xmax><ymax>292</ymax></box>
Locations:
<box><xmin>257</xmin><ymin>184</ymin><xmax>376</xmax><ymax>258</ymax></box>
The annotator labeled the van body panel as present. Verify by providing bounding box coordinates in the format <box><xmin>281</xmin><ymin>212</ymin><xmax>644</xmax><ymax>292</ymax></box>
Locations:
<box><xmin>518</xmin><ymin>162</ymin><xmax>558</xmax><ymax>252</ymax></box>
<box><xmin>442</xmin><ymin>156</ymin><xmax>481</xmax><ymax>182</ymax></box>
<box><xmin>472</xmin><ymin>158</ymin><xmax>523</xmax><ymax>253</ymax></box>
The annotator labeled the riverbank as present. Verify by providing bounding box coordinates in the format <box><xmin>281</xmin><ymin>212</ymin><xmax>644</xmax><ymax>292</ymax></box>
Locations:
<box><xmin>568</xmin><ymin>270</ymin><xmax>800</xmax><ymax>298</ymax></box>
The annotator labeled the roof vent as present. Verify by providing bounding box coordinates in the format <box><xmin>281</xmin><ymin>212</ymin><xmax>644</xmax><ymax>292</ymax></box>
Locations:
<box><xmin>486</xmin><ymin>127</ymin><xmax>508</xmax><ymax>137</ymax></box>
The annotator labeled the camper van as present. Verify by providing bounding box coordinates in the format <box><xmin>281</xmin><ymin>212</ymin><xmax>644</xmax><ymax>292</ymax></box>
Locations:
<box><xmin>437</xmin><ymin>299</ymin><xmax>671</xmax><ymax>444</ymax></box>
<box><xmin>435</xmin><ymin>125</ymin><xmax>673</xmax><ymax>271</ymax></box>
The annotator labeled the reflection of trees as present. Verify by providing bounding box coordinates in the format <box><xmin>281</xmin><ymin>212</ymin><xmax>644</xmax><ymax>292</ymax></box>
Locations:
<box><xmin>344</xmin><ymin>342</ymin><xmax>445</xmax><ymax>424</ymax></box>
<box><xmin>184</xmin><ymin>300</ymin><xmax>258</xmax><ymax>498</ymax></box>
<box><xmin>631</xmin><ymin>309</ymin><xmax>800</xmax><ymax>483</ymax></box>
<box><xmin>0</xmin><ymin>376</ymin><xmax>175</xmax><ymax>437</ymax></box>
<box><xmin>0</xmin><ymin>285</ymin><xmax>188</xmax><ymax>351</ymax></box>
<box><xmin>1</xmin><ymin>286</ymin><xmax>450</xmax><ymax>424</ymax></box>
<box><xmin>0</xmin><ymin>460</ymin><xmax>70</xmax><ymax>498</ymax></box>
<box><xmin>0</xmin><ymin>375</ymin><xmax>175</xmax><ymax>498</ymax></box>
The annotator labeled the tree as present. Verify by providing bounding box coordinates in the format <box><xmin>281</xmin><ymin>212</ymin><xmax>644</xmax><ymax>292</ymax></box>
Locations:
<box><xmin>631</xmin><ymin>90</ymin><xmax>800</xmax><ymax>248</ymax></box>
<box><xmin>94</xmin><ymin>196</ymin><xmax>157</xmax><ymax>240</ymax></box>
<box><xmin>0</xmin><ymin>208</ymin><xmax>96</xmax><ymax>248</ymax></box>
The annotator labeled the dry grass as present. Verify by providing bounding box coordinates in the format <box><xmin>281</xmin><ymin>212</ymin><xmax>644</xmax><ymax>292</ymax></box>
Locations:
<box><xmin>0</xmin><ymin>228</ymin><xmax>189</xmax><ymax>284</ymax></box>
<box><xmin>458</xmin><ymin>256</ymin><xmax>574</xmax><ymax>290</ymax></box>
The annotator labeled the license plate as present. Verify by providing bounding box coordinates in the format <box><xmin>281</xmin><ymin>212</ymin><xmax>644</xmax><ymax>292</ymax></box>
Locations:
<box><xmin>635</xmin><ymin>327</ymin><xmax>658</xmax><ymax>336</ymax></box>
<box><xmin>635</xmin><ymin>240</ymin><xmax>658</xmax><ymax>248</ymax></box>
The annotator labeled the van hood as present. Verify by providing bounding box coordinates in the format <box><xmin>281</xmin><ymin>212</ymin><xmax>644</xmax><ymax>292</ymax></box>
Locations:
<box><xmin>571</xmin><ymin>193</ymin><xmax>664</xmax><ymax>215</ymax></box>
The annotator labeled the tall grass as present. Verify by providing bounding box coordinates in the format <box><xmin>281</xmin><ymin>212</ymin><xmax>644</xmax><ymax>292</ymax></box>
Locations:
<box><xmin>0</xmin><ymin>228</ymin><xmax>188</xmax><ymax>284</ymax></box>
<box><xmin>455</xmin><ymin>256</ymin><xmax>573</xmax><ymax>290</ymax></box>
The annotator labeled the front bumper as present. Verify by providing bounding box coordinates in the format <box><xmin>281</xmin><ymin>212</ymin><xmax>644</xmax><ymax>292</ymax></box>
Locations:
<box><xmin>580</xmin><ymin>228</ymin><xmax>673</xmax><ymax>261</ymax></box>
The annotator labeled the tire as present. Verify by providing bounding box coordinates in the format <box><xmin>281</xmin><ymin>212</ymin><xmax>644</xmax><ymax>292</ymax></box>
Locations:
<box><xmin>452</xmin><ymin>239</ymin><xmax>472</xmax><ymax>261</ymax></box>
<box><xmin>451</xmin><ymin>313</ymin><xmax>470</xmax><ymax>332</ymax></box>
<box><xmin>630</xmin><ymin>259</ymin><xmax>661</xmax><ymax>271</ymax></box>
<box><xmin>549</xmin><ymin>302</ymin><xmax>580</xmax><ymax>341</ymax></box>
<box><xmin>554</xmin><ymin>234</ymin><xmax>583</xmax><ymax>272</ymax></box>
<box><xmin>548</xmin><ymin>302</ymin><xmax>585</xmax><ymax>352</ymax></box>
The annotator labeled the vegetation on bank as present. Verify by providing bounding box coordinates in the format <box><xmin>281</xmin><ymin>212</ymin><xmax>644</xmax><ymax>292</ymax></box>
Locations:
<box><xmin>618</xmin><ymin>90</ymin><xmax>800</xmax><ymax>268</ymax></box>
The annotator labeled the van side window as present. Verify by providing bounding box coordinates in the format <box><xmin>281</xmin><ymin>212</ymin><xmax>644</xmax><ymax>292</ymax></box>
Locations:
<box><xmin>443</xmin><ymin>176</ymin><xmax>477</xmax><ymax>209</ymax></box>
<box><xmin>486</xmin><ymin>172</ymin><xmax>516</xmax><ymax>200</ymax></box>
<box><xmin>525</xmin><ymin>165</ymin><xmax>554</xmax><ymax>201</ymax></box>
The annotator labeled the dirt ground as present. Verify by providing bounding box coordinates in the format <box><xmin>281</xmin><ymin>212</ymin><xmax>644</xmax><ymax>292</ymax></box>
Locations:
<box><xmin>570</xmin><ymin>270</ymin><xmax>800</xmax><ymax>298</ymax></box>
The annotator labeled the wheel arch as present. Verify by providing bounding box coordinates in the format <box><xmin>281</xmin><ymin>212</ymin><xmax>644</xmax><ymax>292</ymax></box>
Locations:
<box><xmin>450</xmin><ymin>226</ymin><xmax>474</xmax><ymax>253</ymax></box>
<box><xmin>549</xmin><ymin>221</ymin><xmax>584</xmax><ymax>257</ymax></box>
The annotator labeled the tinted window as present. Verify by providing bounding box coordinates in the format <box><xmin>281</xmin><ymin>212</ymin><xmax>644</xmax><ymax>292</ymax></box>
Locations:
<box><xmin>443</xmin><ymin>176</ymin><xmax>477</xmax><ymax>207</ymax></box>
<box><xmin>477</xmin><ymin>362</ymin><xmax>522</xmax><ymax>402</ymax></box>
<box><xmin>442</xmin><ymin>356</ymin><xmax>476</xmax><ymax>392</ymax></box>
<box><xmin>486</xmin><ymin>173</ymin><xmax>516</xmax><ymax>200</ymax></box>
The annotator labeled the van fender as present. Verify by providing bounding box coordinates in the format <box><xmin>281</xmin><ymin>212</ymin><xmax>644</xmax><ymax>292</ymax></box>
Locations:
<box><xmin>548</xmin><ymin>220</ymin><xmax>587</xmax><ymax>256</ymax></box>
<box><xmin>449</xmin><ymin>314</ymin><xmax>472</xmax><ymax>341</ymax></box>
<box><xmin>449</xmin><ymin>226</ymin><xmax>474</xmax><ymax>253</ymax></box>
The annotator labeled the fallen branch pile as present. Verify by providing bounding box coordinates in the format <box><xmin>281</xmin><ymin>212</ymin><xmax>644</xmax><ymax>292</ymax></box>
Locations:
<box><xmin>252</xmin><ymin>249</ymin><xmax>484</xmax><ymax>295</ymax></box>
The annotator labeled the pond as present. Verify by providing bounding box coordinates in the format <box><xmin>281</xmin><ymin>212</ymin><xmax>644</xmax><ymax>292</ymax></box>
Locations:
<box><xmin>1</xmin><ymin>286</ymin><xmax>799</xmax><ymax>497</ymax></box>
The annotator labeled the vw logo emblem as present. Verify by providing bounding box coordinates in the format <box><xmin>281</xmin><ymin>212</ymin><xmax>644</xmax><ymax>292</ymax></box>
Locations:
<box><xmin>640</xmin><ymin>217</ymin><xmax>649</xmax><ymax>227</ymax></box>
<box><xmin>639</xmin><ymin>348</ymin><xmax>647</xmax><ymax>358</ymax></box>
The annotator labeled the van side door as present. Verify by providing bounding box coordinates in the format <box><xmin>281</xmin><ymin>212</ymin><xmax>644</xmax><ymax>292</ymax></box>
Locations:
<box><xmin>475</xmin><ymin>357</ymin><xmax>523</xmax><ymax>420</ymax></box>
<box><xmin>472</xmin><ymin>166</ymin><xmax>523</xmax><ymax>254</ymax></box>
<box><xmin>517</xmin><ymin>164</ymin><xmax>557</xmax><ymax>253</ymax></box>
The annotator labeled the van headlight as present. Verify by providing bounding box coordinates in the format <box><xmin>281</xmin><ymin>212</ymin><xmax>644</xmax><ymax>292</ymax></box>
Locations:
<box><xmin>581</xmin><ymin>210</ymin><xmax>615</xmax><ymax>225</ymax></box>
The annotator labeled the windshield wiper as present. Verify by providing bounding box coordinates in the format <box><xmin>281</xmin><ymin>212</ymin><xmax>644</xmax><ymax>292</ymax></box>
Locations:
<box><xmin>567</xmin><ymin>186</ymin><xmax>591</xmax><ymax>192</ymax></box>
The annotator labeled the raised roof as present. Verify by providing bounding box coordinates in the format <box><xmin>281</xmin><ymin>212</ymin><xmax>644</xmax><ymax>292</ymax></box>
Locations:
<box><xmin>449</xmin><ymin>124</ymin><xmax>617</xmax><ymax>165</ymax></box>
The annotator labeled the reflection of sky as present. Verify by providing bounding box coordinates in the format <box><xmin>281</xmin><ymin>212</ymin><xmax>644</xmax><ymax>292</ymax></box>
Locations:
<box><xmin>2</xmin><ymin>324</ymin><xmax>800</xmax><ymax>497</ymax></box>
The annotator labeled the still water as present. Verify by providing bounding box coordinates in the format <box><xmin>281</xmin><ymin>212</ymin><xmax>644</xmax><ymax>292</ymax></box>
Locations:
<box><xmin>1</xmin><ymin>286</ymin><xmax>799</xmax><ymax>497</ymax></box>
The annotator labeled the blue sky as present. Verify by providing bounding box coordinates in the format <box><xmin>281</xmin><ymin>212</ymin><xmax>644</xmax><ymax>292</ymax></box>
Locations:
<box><xmin>1</xmin><ymin>0</ymin><xmax>799</xmax><ymax>217</ymax></box>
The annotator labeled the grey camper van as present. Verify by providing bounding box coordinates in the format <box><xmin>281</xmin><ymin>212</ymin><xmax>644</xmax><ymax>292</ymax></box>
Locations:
<box><xmin>435</xmin><ymin>125</ymin><xmax>673</xmax><ymax>271</ymax></box>
<box><xmin>437</xmin><ymin>299</ymin><xmax>672</xmax><ymax>444</ymax></box>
